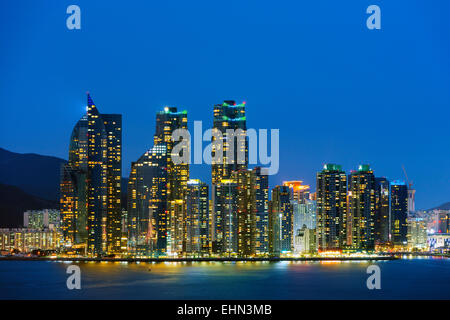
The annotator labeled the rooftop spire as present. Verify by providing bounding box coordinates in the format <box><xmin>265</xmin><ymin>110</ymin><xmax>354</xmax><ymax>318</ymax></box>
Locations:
<box><xmin>86</xmin><ymin>92</ymin><xmax>99</xmax><ymax>115</ymax></box>
<box><xmin>87</xmin><ymin>92</ymin><xmax>94</xmax><ymax>107</ymax></box>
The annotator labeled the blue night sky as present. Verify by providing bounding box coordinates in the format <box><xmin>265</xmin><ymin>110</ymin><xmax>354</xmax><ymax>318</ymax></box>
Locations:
<box><xmin>1</xmin><ymin>1</ymin><xmax>449</xmax><ymax>209</ymax></box>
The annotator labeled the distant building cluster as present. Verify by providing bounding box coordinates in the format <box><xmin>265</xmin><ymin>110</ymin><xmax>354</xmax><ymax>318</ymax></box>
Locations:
<box><xmin>24</xmin><ymin>209</ymin><xmax>60</xmax><ymax>230</ymax></box>
<box><xmin>7</xmin><ymin>93</ymin><xmax>442</xmax><ymax>257</ymax></box>
<box><xmin>0</xmin><ymin>228</ymin><xmax>61</xmax><ymax>253</ymax></box>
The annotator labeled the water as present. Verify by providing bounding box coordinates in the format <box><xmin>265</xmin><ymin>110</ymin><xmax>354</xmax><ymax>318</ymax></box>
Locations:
<box><xmin>1</xmin><ymin>257</ymin><xmax>449</xmax><ymax>299</ymax></box>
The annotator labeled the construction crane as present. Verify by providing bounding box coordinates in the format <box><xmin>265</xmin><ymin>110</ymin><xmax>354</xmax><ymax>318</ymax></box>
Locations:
<box><xmin>401</xmin><ymin>164</ymin><xmax>413</xmax><ymax>190</ymax></box>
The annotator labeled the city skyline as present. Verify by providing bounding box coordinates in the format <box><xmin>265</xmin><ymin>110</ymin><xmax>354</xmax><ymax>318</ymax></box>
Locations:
<box><xmin>2</xmin><ymin>1</ymin><xmax>450</xmax><ymax>304</ymax></box>
<box><xmin>53</xmin><ymin>92</ymin><xmax>437</xmax><ymax>258</ymax></box>
<box><xmin>1</xmin><ymin>1</ymin><xmax>450</xmax><ymax>211</ymax></box>
<box><xmin>0</xmin><ymin>91</ymin><xmax>447</xmax><ymax>211</ymax></box>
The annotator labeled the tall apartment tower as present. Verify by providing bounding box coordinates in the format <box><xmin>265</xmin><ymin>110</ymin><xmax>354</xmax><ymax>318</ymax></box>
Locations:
<box><xmin>127</xmin><ymin>144</ymin><xmax>167</xmax><ymax>256</ymax></box>
<box><xmin>185</xmin><ymin>179</ymin><xmax>210</xmax><ymax>256</ymax></box>
<box><xmin>61</xmin><ymin>114</ymin><xmax>88</xmax><ymax>249</ymax></box>
<box><xmin>233</xmin><ymin>169</ymin><xmax>257</xmax><ymax>257</ymax></box>
<box><xmin>253</xmin><ymin>167</ymin><xmax>269</xmax><ymax>255</ymax></box>
<box><xmin>390</xmin><ymin>181</ymin><xmax>408</xmax><ymax>245</ymax></box>
<box><xmin>212</xmin><ymin>180</ymin><xmax>238</xmax><ymax>255</ymax></box>
<box><xmin>61</xmin><ymin>93</ymin><xmax>122</xmax><ymax>256</ymax></box>
<box><xmin>375</xmin><ymin>177</ymin><xmax>390</xmax><ymax>244</ymax></box>
<box><xmin>211</xmin><ymin>100</ymin><xmax>248</xmax><ymax>184</ymax></box>
<box><xmin>127</xmin><ymin>106</ymin><xmax>188</xmax><ymax>257</ymax></box>
<box><xmin>154</xmin><ymin>107</ymin><xmax>189</xmax><ymax>200</ymax></box>
<box><xmin>316</xmin><ymin>164</ymin><xmax>347</xmax><ymax>251</ymax></box>
<box><xmin>283</xmin><ymin>181</ymin><xmax>315</xmax><ymax>242</ymax></box>
<box><xmin>154</xmin><ymin>107</ymin><xmax>189</xmax><ymax>256</ymax></box>
<box><xmin>269</xmin><ymin>185</ymin><xmax>293</xmax><ymax>256</ymax></box>
<box><xmin>348</xmin><ymin>165</ymin><xmax>376</xmax><ymax>250</ymax></box>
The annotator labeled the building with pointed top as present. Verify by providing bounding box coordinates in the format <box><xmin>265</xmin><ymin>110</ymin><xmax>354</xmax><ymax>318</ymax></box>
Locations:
<box><xmin>61</xmin><ymin>93</ymin><xmax>122</xmax><ymax>256</ymax></box>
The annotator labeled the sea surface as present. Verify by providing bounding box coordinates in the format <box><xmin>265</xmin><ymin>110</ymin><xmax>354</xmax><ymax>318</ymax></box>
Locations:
<box><xmin>1</xmin><ymin>257</ymin><xmax>449</xmax><ymax>299</ymax></box>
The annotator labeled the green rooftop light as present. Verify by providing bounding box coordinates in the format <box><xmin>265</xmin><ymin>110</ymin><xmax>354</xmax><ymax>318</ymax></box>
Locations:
<box><xmin>358</xmin><ymin>164</ymin><xmax>371</xmax><ymax>172</ymax></box>
<box><xmin>323</xmin><ymin>163</ymin><xmax>342</xmax><ymax>172</ymax></box>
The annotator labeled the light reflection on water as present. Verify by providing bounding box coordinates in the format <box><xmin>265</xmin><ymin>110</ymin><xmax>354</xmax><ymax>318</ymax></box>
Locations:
<box><xmin>0</xmin><ymin>258</ymin><xmax>449</xmax><ymax>299</ymax></box>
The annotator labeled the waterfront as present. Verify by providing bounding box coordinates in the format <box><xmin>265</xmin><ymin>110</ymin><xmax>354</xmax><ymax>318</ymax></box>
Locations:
<box><xmin>1</xmin><ymin>257</ymin><xmax>449</xmax><ymax>299</ymax></box>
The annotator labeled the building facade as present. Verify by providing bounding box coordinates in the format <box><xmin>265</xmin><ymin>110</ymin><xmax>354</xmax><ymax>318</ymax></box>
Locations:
<box><xmin>390</xmin><ymin>181</ymin><xmax>408</xmax><ymax>246</ymax></box>
<box><xmin>211</xmin><ymin>100</ymin><xmax>248</xmax><ymax>184</ymax></box>
<box><xmin>60</xmin><ymin>94</ymin><xmax>122</xmax><ymax>256</ymax></box>
<box><xmin>185</xmin><ymin>179</ymin><xmax>210</xmax><ymax>256</ymax></box>
<box><xmin>374</xmin><ymin>177</ymin><xmax>390</xmax><ymax>244</ymax></box>
<box><xmin>316</xmin><ymin>164</ymin><xmax>347</xmax><ymax>251</ymax></box>
<box><xmin>269</xmin><ymin>185</ymin><xmax>293</xmax><ymax>256</ymax></box>
<box><xmin>254</xmin><ymin>167</ymin><xmax>269</xmax><ymax>255</ymax></box>
<box><xmin>127</xmin><ymin>145</ymin><xmax>168</xmax><ymax>256</ymax></box>
<box><xmin>347</xmin><ymin>165</ymin><xmax>376</xmax><ymax>250</ymax></box>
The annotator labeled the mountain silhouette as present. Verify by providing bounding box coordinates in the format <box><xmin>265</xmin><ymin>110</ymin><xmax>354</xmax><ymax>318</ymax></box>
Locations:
<box><xmin>0</xmin><ymin>148</ymin><xmax>129</xmax><ymax>227</ymax></box>
<box><xmin>0</xmin><ymin>147</ymin><xmax>66</xmax><ymax>201</ymax></box>
<box><xmin>0</xmin><ymin>183</ymin><xmax>58</xmax><ymax>227</ymax></box>
<box><xmin>428</xmin><ymin>202</ymin><xmax>450</xmax><ymax>211</ymax></box>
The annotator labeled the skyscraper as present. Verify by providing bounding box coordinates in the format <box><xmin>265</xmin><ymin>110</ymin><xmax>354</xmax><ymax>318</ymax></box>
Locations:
<box><xmin>185</xmin><ymin>179</ymin><xmax>210</xmax><ymax>256</ymax></box>
<box><xmin>212</xmin><ymin>180</ymin><xmax>238</xmax><ymax>255</ymax></box>
<box><xmin>375</xmin><ymin>177</ymin><xmax>390</xmax><ymax>244</ymax></box>
<box><xmin>211</xmin><ymin>100</ymin><xmax>248</xmax><ymax>184</ymax></box>
<box><xmin>211</xmin><ymin>100</ymin><xmax>248</xmax><ymax>257</ymax></box>
<box><xmin>253</xmin><ymin>167</ymin><xmax>269</xmax><ymax>255</ymax></box>
<box><xmin>347</xmin><ymin>165</ymin><xmax>376</xmax><ymax>250</ymax></box>
<box><xmin>60</xmin><ymin>114</ymin><xmax>88</xmax><ymax>249</ymax></box>
<box><xmin>316</xmin><ymin>164</ymin><xmax>347</xmax><ymax>251</ymax></box>
<box><xmin>61</xmin><ymin>93</ymin><xmax>122</xmax><ymax>256</ymax></box>
<box><xmin>102</xmin><ymin>114</ymin><xmax>123</xmax><ymax>253</ymax></box>
<box><xmin>284</xmin><ymin>181</ymin><xmax>315</xmax><ymax>242</ymax></box>
<box><xmin>233</xmin><ymin>169</ymin><xmax>257</xmax><ymax>257</ymax></box>
<box><xmin>154</xmin><ymin>107</ymin><xmax>189</xmax><ymax>256</ymax></box>
<box><xmin>283</xmin><ymin>181</ymin><xmax>310</xmax><ymax>203</ymax></box>
<box><xmin>127</xmin><ymin>144</ymin><xmax>167</xmax><ymax>256</ymax></box>
<box><xmin>154</xmin><ymin>106</ymin><xmax>189</xmax><ymax>201</ymax></box>
<box><xmin>390</xmin><ymin>181</ymin><xmax>408</xmax><ymax>246</ymax></box>
<box><xmin>269</xmin><ymin>185</ymin><xmax>293</xmax><ymax>256</ymax></box>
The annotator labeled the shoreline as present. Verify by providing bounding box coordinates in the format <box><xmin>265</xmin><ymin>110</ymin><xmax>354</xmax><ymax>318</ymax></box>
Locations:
<box><xmin>0</xmin><ymin>256</ymin><xmax>401</xmax><ymax>262</ymax></box>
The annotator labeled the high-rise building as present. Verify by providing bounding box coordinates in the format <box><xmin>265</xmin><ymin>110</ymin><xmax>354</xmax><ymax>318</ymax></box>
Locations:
<box><xmin>284</xmin><ymin>181</ymin><xmax>315</xmax><ymax>242</ymax></box>
<box><xmin>375</xmin><ymin>177</ymin><xmax>390</xmax><ymax>244</ymax></box>
<box><xmin>154</xmin><ymin>107</ymin><xmax>189</xmax><ymax>256</ymax></box>
<box><xmin>127</xmin><ymin>106</ymin><xmax>188</xmax><ymax>257</ymax></box>
<box><xmin>60</xmin><ymin>114</ymin><xmax>88</xmax><ymax>249</ymax></box>
<box><xmin>316</xmin><ymin>164</ymin><xmax>347</xmax><ymax>251</ymax></box>
<box><xmin>233</xmin><ymin>169</ymin><xmax>257</xmax><ymax>257</ymax></box>
<box><xmin>407</xmin><ymin>217</ymin><xmax>427</xmax><ymax>250</ymax></box>
<box><xmin>347</xmin><ymin>165</ymin><xmax>376</xmax><ymax>250</ymax></box>
<box><xmin>212</xmin><ymin>180</ymin><xmax>238</xmax><ymax>255</ymax></box>
<box><xmin>283</xmin><ymin>181</ymin><xmax>310</xmax><ymax>202</ymax></box>
<box><xmin>102</xmin><ymin>114</ymin><xmax>123</xmax><ymax>253</ymax></box>
<box><xmin>211</xmin><ymin>100</ymin><xmax>247</xmax><ymax>185</ymax></box>
<box><xmin>61</xmin><ymin>94</ymin><xmax>122</xmax><ymax>256</ymax></box>
<box><xmin>154</xmin><ymin>107</ymin><xmax>189</xmax><ymax>201</ymax></box>
<box><xmin>292</xmin><ymin>200</ymin><xmax>316</xmax><ymax>233</ymax></box>
<box><xmin>24</xmin><ymin>209</ymin><xmax>60</xmax><ymax>230</ymax></box>
<box><xmin>127</xmin><ymin>144</ymin><xmax>168</xmax><ymax>256</ymax></box>
<box><xmin>253</xmin><ymin>167</ymin><xmax>269</xmax><ymax>255</ymax></box>
<box><xmin>167</xmin><ymin>199</ymin><xmax>185</xmax><ymax>256</ymax></box>
<box><xmin>269</xmin><ymin>185</ymin><xmax>293</xmax><ymax>256</ymax></box>
<box><xmin>185</xmin><ymin>179</ymin><xmax>210</xmax><ymax>256</ymax></box>
<box><xmin>293</xmin><ymin>225</ymin><xmax>317</xmax><ymax>255</ymax></box>
<box><xmin>390</xmin><ymin>181</ymin><xmax>408</xmax><ymax>246</ymax></box>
